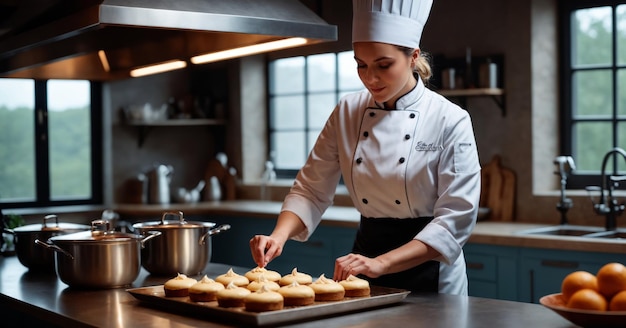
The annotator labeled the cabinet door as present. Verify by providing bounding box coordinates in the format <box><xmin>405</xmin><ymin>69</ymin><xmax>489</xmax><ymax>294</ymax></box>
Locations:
<box><xmin>273</xmin><ymin>225</ymin><xmax>356</xmax><ymax>276</ymax></box>
<box><xmin>210</xmin><ymin>216</ymin><xmax>357</xmax><ymax>276</ymax></box>
<box><xmin>464</xmin><ymin>243</ymin><xmax>519</xmax><ymax>301</ymax></box>
<box><xmin>519</xmin><ymin>248</ymin><xmax>626</xmax><ymax>303</ymax></box>
<box><xmin>209</xmin><ymin>216</ymin><xmax>272</xmax><ymax>269</ymax></box>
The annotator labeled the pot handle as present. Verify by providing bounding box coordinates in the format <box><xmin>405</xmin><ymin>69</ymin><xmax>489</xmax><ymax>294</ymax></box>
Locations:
<box><xmin>199</xmin><ymin>224</ymin><xmax>231</xmax><ymax>245</ymax></box>
<box><xmin>161</xmin><ymin>211</ymin><xmax>185</xmax><ymax>225</ymax></box>
<box><xmin>140</xmin><ymin>231</ymin><xmax>162</xmax><ymax>248</ymax></box>
<box><xmin>34</xmin><ymin>239</ymin><xmax>74</xmax><ymax>260</ymax></box>
<box><xmin>42</xmin><ymin>214</ymin><xmax>59</xmax><ymax>228</ymax></box>
<box><xmin>3</xmin><ymin>228</ymin><xmax>14</xmax><ymax>235</ymax></box>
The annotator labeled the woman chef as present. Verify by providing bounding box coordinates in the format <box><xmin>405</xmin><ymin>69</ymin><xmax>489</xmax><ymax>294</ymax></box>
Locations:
<box><xmin>250</xmin><ymin>0</ymin><xmax>481</xmax><ymax>295</ymax></box>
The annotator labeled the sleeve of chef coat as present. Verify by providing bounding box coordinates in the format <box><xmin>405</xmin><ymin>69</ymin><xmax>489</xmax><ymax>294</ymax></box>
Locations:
<box><xmin>280</xmin><ymin>105</ymin><xmax>343</xmax><ymax>242</ymax></box>
<box><xmin>416</xmin><ymin>108</ymin><xmax>481</xmax><ymax>265</ymax></box>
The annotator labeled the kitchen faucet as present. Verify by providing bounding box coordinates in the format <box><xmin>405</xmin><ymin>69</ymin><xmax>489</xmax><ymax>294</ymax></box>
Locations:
<box><xmin>588</xmin><ymin>147</ymin><xmax>626</xmax><ymax>231</ymax></box>
<box><xmin>554</xmin><ymin>156</ymin><xmax>575</xmax><ymax>225</ymax></box>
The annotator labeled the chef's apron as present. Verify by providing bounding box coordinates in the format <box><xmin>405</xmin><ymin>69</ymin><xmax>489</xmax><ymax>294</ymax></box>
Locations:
<box><xmin>352</xmin><ymin>216</ymin><xmax>439</xmax><ymax>293</ymax></box>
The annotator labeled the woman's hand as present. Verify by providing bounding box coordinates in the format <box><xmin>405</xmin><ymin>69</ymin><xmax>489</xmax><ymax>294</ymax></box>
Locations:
<box><xmin>333</xmin><ymin>253</ymin><xmax>387</xmax><ymax>281</ymax></box>
<box><xmin>249</xmin><ymin>234</ymin><xmax>284</xmax><ymax>268</ymax></box>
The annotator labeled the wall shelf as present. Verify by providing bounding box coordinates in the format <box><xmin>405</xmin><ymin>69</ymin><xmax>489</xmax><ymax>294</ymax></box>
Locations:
<box><xmin>438</xmin><ymin>88</ymin><xmax>506</xmax><ymax>116</ymax></box>
<box><xmin>125</xmin><ymin>119</ymin><xmax>227</xmax><ymax>147</ymax></box>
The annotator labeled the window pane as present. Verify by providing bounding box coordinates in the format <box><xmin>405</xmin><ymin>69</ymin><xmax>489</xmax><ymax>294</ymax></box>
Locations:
<box><xmin>308</xmin><ymin>53</ymin><xmax>336</xmax><ymax>92</ymax></box>
<box><xmin>619</xmin><ymin>122</ymin><xmax>626</xmax><ymax>155</ymax></box>
<box><xmin>272</xmin><ymin>131</ymin><xmax>305</xmax><ymax>169</ymax></box>
<box><xmin>618</xmin><ymin>5</ymin><xmax>626</xmax><ymax>65</ymax></box>
<box><xmin>307</xmin><ymin>93</ymin><xmax>336</xmax><ymax>129</ymax></box>
<box><xmin>270</xmin><ymin>57</ymin><xmax>304</xmax><ymax>94</ymax></box>
<box><xmin>338</xmin><ymin>51</ymin><xmax>363</xmax><ymax>91</ymax></box>
<box><xmin>0</xmin><ymin>79</ymin><xmax>36</xmax><ymax>202</ymax></box>
<box><xmin>574</xmin><ymin>122</ymin><xmax>612</xmax><ymax>171</ymax></box>
<box><xmin>47</xmin><ymin>80</ymin><xmax>91</xmax><ymax>200</ymax></box>
<box><xmin>619</xmin><ymin>68</ymin><xmax>626</xmax><ymax>115</ymax></box>
<box><xmin>271</xmin><ymin>95</ymin><xmax>305</xmax><ymax>129</ymax></box>
<box><xmin>573</xmin><ymin>7</ymin><xmax>612</xmax><ymax>67</ymax></box>
<box><xmin>573</xmin><ymin>70</ymin><xmax>612</xmax><ymax>117</ymax></box>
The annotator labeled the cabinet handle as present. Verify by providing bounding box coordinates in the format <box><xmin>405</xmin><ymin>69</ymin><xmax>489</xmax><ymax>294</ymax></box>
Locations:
<box><xmin>540</xmin><ymin>260</ymin><xmax>579</xmax><ymax>269</ymax></box>
<box><xmin>466</xmin><ymin>262</ymin><xmax>484</xmax><ymax>270</ymax></box>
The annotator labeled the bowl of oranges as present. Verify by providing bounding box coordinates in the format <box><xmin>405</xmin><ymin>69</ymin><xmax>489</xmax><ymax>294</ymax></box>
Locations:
<box><xmin>540</xmin><ymin>262</ymin><xmax>626</xmax><ymax>328</ymax></box>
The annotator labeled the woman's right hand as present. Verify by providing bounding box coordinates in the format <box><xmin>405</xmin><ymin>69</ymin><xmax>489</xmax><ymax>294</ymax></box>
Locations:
<box><xmin>249</xmin><ymin>234</ymin><xmax>284</xmax><ymax>268</ymax></box>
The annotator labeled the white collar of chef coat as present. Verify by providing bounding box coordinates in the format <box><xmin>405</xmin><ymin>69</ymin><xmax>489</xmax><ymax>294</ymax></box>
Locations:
<box><xmin>373</xmin><ymin>76</ymin><xmax>426</xmax><ymax>110</ymax></box>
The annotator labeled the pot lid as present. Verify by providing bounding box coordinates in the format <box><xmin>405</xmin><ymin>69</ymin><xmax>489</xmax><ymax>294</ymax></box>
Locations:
<box><xmin>12</xmin><ymin>214</ymin><xmax>90</xmax><ymax>233</ymax></box>
<box><xmin>49</xmin><ymin>220</ymin><xmax>143</xmax><ymax>242</ymax></box>
<box><xmin>132</xmin><ymin>211</ymin><xmax>216</xmax><ymax>230</ymax></box>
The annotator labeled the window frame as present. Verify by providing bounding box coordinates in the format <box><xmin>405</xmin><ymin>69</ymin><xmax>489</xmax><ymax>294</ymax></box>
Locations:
<box><xmin>559</xmin><ymin>0</ymin><xmax>626</xmax><ymax>189</ymax></box>
<box><xmin>267</xmin><ymin>50</ymin><xmax>361</xmax><ymax>179</ymax></box>
<box><xmin>0</xmin><ymin>79</ymin><xmax>103</xmax><ymax>209</ymax></box>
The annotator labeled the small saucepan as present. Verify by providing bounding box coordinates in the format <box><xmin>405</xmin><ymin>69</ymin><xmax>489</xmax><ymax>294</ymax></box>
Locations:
<box><xmin>132</xmin><ymin>211</ymin><xmax>230</xmax><ymax>276</ymax></box>
<box><xmin>36</xmin><ymin>220</ymin><xmax>161</xmax><ymax>289</ymax></box>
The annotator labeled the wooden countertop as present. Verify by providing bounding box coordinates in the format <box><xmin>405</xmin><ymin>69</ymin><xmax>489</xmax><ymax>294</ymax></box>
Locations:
<box><xmin>0</xmin><ymin>256</ymin><xmax>573</xmax><ymax>327</ymax></box>
<box><xmin>115</xmin><ymin>200</ymin><xmax>626</xmax><ymax>254</ymax></box>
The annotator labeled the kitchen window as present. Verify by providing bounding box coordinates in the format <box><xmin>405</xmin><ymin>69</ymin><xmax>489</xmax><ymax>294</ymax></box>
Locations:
<box><xmin>560</xmin><ymin>1</ymin><xmax>626</xmax><ymax>189</ymax></box>
<box><xmin>268</xmin><ymin>51</ymin><xmax>363</xmax><ymax>178</ymax></box>
<box><xmin>0</xmin><ymin>78</ymin><xmax>102</xmax><ymax>208</ymax></box>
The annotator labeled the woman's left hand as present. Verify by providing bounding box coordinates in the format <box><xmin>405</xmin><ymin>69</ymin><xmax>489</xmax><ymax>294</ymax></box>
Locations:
<box><xmin>333</xmin><ymin>253</ymin><xmax>386</xmax><ymax>281</ymax></box>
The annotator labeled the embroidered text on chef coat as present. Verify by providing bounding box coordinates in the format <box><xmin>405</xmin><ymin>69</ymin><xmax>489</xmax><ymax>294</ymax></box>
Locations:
<box><xmin>415</xmin><ymin>141</ymin><xmax>444</xmax><ymax>151</ymax></box>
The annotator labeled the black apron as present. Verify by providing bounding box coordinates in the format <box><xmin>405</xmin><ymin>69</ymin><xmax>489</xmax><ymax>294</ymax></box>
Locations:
<box><xmin>352</xmin><ymin>216</ymin><xmax>439</xmax><ymax>293</ymax></box>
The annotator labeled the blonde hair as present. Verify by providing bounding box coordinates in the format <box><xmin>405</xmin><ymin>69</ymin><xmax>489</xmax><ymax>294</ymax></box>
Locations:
<box><xmin>397</xmin><ymin>46</ymin><xmax>432</xmax><ymax>85</ymax></box>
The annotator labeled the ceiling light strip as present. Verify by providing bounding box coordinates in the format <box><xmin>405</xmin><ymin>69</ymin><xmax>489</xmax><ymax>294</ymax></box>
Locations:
<box><xmin>191</xmin><ymin>37</ymin><xmax>308</xmax><ymax>65</ymax></box>
<box><xmin>98</xmin><ymin>50</ymin><xmax>110</xmax><ymax>72</ymax></box>
<box><xmin>130</xmin><ymin>60</ymin><xmax>187</xmax><ymax>78</ymax></box>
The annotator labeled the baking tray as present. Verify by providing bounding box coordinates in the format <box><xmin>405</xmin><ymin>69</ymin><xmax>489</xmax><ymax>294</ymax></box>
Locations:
<box><xmin>127</xmin><ymin>285</ymin><xmax>410</xmax><ymax>326</ymax></box>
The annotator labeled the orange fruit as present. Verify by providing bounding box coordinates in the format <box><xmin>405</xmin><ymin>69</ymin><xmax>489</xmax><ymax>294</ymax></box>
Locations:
<box><xmin>596</xmin><ymin>262</ymin><xmax>626</xmax><ymax>299</ymax></box>
<box><xmin>609</xmin><ymin>290</ymin><xmax>626</xmax><ymax>311</ymax></box>
<box><xmin>566</xmin><ymin>289</ymin><xmax>608</xmax><ymax>311</ymax></box>
<box><xmin>561</xmin><ymin>271</ymin><xmax>598</xmax><ymax>302</ymax></box>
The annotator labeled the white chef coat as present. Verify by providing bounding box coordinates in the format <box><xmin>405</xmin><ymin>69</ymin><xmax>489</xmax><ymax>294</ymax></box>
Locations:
<box><xmin>281</xmin><ymin>77</ymin><xmax>481</xmax><ymax>295</ymax></box>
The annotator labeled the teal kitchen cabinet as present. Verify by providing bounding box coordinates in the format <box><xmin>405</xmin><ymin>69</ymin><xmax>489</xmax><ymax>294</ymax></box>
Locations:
<box><xmin>519</xmin><ymin>248</ymin><xmax>626</xmax><ymax>303</ymax></box>
<box><xmin>464</xmin><ymin>243</ymin><xmax>519</xmax><ymax>301</ymax></box>
<box><xmin>210</xmin><ymin>216</ymin><xmax>356</xmax><ymax>277</ymax></box>
<box><xmin>271</xmin><ymin>226</ymin><xmax>356</xmax><ymax>277</ymax></box>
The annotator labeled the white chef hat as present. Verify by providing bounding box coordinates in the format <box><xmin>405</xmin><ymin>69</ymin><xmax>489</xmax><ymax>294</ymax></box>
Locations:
<box><xmin>352</xmin><ymin>0</ymin><xmax>433</xmax><ymax>49</ymax></box>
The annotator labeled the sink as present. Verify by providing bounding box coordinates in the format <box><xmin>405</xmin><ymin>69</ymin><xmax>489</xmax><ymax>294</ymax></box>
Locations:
<box><xmin>517</xmin><ymin>225</ymin><xmax>626</xmax><ymax>239</ymax></box>
<box><xmin>584</xmin><ymin>231</ymin><xmax>626</xmax><ymax>239</ymax></box>
<box><xmin>516</xmin><ymin>225</ymin><xmax>605</xmax><ymax>237</ymax></box>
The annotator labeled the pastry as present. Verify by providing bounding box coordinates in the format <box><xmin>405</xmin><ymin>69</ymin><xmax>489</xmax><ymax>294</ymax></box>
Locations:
<box><xmin>309</xmin><ymin>274</ymin><xmax>345</xmax><ymax>301</ymax></box>
<box><xmin>245</xmin><ymin>266</ymin><xmax>281</xmax><ymax>283</ymax></box>
<box><xmin>247</xmin><ymin>274</ymin><xmax>281</xmax><ymax>292</ymax></box>
<box><xmin>188</xmin><ymin>275</ymin><xmax>225</xmax><ymax>302</ymax></box>
<box><xmin>278</xmin><ymin>281</ymin><xmax>315</xmax><ymax>306</ymax></box>
<box><xmin>339</xmin><ymin>274</ymin><xmax>371</xmax><ymax>297</ymax></box>
<box><xmin>216</xmin><ymin>281</ymin><xmax>251</xmax><ymax>308</ymax></box>
<box><xmin>215</xmin><ymin>268</ymin><xmax>250</xmax><ymax>287</ymax></box>
<box><xmin>244</xmin><ymin>285</ymin><xmax>284</xmax><ymax>312</ymax></box>
<box><xmin>163</xmin><ymin>273</ymin><xmax>198</xmax><ymax>297</ymax></box>
<box><xmin>279</xmin><ymin>267</ymin><xmax>313</xmax><ymax>286</ymax></box>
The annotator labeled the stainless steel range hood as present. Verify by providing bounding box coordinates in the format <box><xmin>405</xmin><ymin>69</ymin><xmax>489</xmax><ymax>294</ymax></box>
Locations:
<box><xmin>0</xmin><ymin>0</ymin><xmax>337</xmax><ymax>80</ymax></box>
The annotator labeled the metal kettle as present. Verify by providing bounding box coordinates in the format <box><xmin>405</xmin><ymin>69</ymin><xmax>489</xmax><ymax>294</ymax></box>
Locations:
<box><xmin>147</xmin><ymin>164</ymin><xmax>173</xmax><ymax>204</ymax></box>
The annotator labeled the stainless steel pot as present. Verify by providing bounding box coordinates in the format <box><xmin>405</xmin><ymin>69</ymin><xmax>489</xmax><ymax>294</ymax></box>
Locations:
<box><xmin>35</xmin><ymin>220</ymin><xmax>161</xmax><ymax>289</ymax></box>
<box><xmin>132</xmin><ymin>211</ymin><xmax>230</xmax><ymax>276</ymax></box>
<box><xmin>5</xmin><ymin>214</ymin><xmax>90</xmax><ymax>272</ymax></box>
